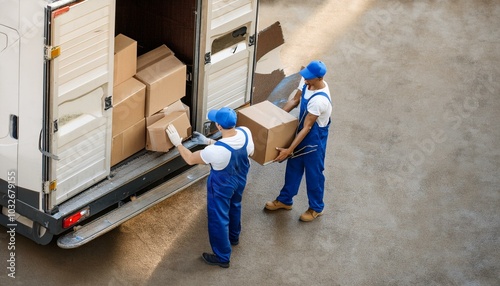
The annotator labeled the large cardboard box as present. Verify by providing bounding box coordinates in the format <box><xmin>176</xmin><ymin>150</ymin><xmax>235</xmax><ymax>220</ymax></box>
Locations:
<box><xmin>112</xmin><ymin>77</ymin><xmax>146</xmax><ymax>136</ymax></box>
<box><xmin>114</xmin><ymin>34</ymin><xmax>137</xmax><ymax>86</ymax></box>
<box><xmin>146</xmin><ymin>111</ymin><xmax>191</xmax><ymax>152</ymax></box>
<box><xmin>135</xmin><ymin>55</ymin><xmax>187</xmax><ymax>117</ymax></box>
<box><xmin>237</xmin><ymin>100</ymin><xmax>298</xmax><ymax>165</ymax></box>
<box><xmin>137</xmin><ymin>44</ymin><xmax>174</xmax><ymax>71</ymax></box>
<box><xmin>111</xmin><ymin>118</ymin><xmax>146</xmax><ymax>166</ymax></box>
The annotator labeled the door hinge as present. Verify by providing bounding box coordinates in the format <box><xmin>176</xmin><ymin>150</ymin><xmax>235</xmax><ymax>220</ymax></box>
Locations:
<box><xmin>204</xmin><ymin>52</ymin><xmax>211</xmax><ymax>64</ymax></box>
<box><xmin>249</xmin><ymin>34</ymin><xmax>255</xmax><ymax>46</ymax></box>
<box><xmin>104</xmin><ymin>96</ymin><xmax>112</xmax><ymax>110</ymax></box>
<box><xmin>53</xmin><ymin>119</ymin><xmax>59</xmax><ymax>133</ymax></box>
<box><xmin>45</xmin><ymin>45</ymin><xmax>61</xmax><ymax>60</ymax></box>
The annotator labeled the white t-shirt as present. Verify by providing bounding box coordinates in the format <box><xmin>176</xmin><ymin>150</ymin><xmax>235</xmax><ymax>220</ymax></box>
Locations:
<box><xmin>298</xmin><ymin>77</ymin><xmax>332</xmax><ymax>127</ymax></box>
<box><xmin>200</xmin><ymin>127</ymin><xmax>255</xmax><ymax>171</ymax></box>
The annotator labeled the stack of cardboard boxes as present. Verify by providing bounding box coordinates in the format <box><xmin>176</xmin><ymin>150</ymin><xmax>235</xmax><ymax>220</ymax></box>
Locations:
<box><xmin>135</xmin><ymin>45</ymin><xmax>191</xmax><ymax>153</ymax></box>
<box><xmin>111</xmin><ymin>34</ymin><xmax>191</xmax><ymax>166</ymax></box>
<box><xmin>111</xmin><ymin>34</ymin><xmax>145</xmax><ymax>166</ymax></box>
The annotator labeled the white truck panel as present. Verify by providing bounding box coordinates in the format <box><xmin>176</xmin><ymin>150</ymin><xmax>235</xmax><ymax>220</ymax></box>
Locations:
<box><xmin>0</xmin><ymin>0</ymin><xmax>20</xmax><ymax>30</ymax></box>
<box><xmin>0</xmin><ymin>9</ymin><xmax>20</xmax><ymax>185</ymax></box>
<box><xmin>202</xmin><ymin>0</ymin><xmax>257</xmax><ymax>124</ymax></box>
<box><xmin>210</xmin><ymin>0</ymin><xmax>253</xmax><ymax>30</ymax></box>
<box><xmin>16</xmin><ymin>0</ymin><xmax>46</xmax><ymax>203</ymax></box>
<box><xmin>48</xmin><ymin>0</ymin><xmax>115</xmax><ymax>207</ymax></box>
<box><xmin>207</xmin><ymin>50</ymin><xmax>250</xmax><ymax>110</ymax></box>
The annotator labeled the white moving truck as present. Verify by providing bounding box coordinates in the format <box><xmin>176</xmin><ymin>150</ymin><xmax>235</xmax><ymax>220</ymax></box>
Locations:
<box><xmin>0</xmin><ymin>0</ymin><xmax>265</xmax><ymax>248</ymax></box>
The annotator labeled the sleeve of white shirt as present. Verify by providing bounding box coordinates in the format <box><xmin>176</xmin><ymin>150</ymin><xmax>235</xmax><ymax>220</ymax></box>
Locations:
<box><xmin>200</xmin><ymin>145</ymin><xmax>229</xmax><ymax>168</ymax></box>
<box><xmin>307</xmin><ymin>96</ymin><xmax>330</xmax><ymax>116</ymax></box>
<box><xmin>297</xmin><ymin>77</ymin><xmax>305</xmax><ymax>90</ymax></box>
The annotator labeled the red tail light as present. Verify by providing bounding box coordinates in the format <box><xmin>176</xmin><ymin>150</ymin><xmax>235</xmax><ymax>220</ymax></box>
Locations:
<box><xmin>63</xmin><ymin>207</ymin><xmax>90</xmax><ymax>229</ymax></box>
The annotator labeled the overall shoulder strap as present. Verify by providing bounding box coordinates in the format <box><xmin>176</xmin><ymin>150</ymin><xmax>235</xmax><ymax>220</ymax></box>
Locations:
<box><xmin>214</xmin><ymin>140</ymin><xmax>234</xmax><ymax>151</ymax></box>
<box><xmin>236</xmin><ymin>127</ymin><xmax>249</xmax><ymax>148</ymax></box>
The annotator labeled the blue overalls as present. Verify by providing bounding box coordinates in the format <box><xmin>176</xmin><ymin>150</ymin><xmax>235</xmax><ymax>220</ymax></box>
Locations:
<box><xmin>276</xmin><ymin>85</ymin><xmax>331</xmax><ymax>213</ymax></box>
<box><xmin>206</xmin><ymin>128</ymin><xmax>250</xmax><ymax>263</ymax></box>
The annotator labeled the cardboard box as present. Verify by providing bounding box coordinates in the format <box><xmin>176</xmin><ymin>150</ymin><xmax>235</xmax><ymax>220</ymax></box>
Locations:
<box><xmin>135</xmin><ymin>55</ymin><xmax>187</xmax><ymax>116</ymax></box>
<box><xmin>137</xmin><ymin>44</ymin><xmax>174</xmax><ymax>71</ymax></box>
<box><xmin>237</xmin><ymin>100</ymin><xmax>298</xmax><ymax>165</ymax></box>
<box><xmin>112</xmin><ymin>77</ymin><xmax>146</xmax><ymax>136</ymax></box>
<box><xmin>111</xmin><ymin>118</ymin><xmax>146</xmax><ymax>166</ymax></box>
<box><xmin>114</xmin><ymin>34</ymin><xmax>137</xmax><ymax>86</ymax></box>
<box><xmin>146</xmin><ymin>111</ymin><xmax>191</xmax><ymax>152</ymax></box>
<box><xmin>145</xmin><ymin>100</ymin><xmax>189</xmax><ymax>126</ymax></box>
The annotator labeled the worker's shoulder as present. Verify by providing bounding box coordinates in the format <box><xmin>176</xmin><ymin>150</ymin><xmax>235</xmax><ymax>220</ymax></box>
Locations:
<box><xmin>236</xmin><ymin>126</ymin><xmax>252</xmax><ymax>135</ymax></box>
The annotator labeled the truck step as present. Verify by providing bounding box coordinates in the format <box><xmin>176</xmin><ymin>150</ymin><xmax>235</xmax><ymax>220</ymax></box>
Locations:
<box><xmin>57</xmin><ymin>164</ymin><xmax>210</xmax><ymax>249</ymax></box>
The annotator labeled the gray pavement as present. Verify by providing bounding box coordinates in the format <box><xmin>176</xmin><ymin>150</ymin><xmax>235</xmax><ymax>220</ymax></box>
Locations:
<box><xmin>3</xmin><ymin>0</ymin><xmax>500</xmax><ymax>285</ymax></box>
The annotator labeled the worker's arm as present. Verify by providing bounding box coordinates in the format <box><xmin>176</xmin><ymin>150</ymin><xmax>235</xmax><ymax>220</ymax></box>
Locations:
<box><xmin>166</xmin><ymin>124</ymin><xmax>207</xmax><ymax>165</ymax></box>
<box><xmin>274</xmin><ymin>112</ymin><xmax>318</xmax><ymax>162</ymax></box>
<box><xmin>282</xmin><ymin>89</ymin><xmax>302</xmax><ymax>112</ymax></box>
<box><xmin>176</xmin><ymin>146</ymin><xmax>206</xmax><ymax>166</ymax></box>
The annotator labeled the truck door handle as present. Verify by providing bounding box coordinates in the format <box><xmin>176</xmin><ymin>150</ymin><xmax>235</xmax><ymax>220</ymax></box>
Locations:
<box><xmin>9</xmin><ymin>114</ymin><xmax>18</xmax><ymax>139</ymax></box>
<box><xmin>38</xmin><ymin>129</ymin><xmax>60</xmax><ymax>161</ymax></box>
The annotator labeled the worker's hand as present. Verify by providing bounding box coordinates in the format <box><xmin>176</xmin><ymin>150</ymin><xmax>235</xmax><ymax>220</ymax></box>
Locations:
<box><xmin>274</xmin><ymin>147</ymin><xmax>293</xmax><ymax>163</ymax></box>
<box><xmin>166</xmin><ymin>124</ymin><xmax>182</xmax><ymax>147</ymax></box>
<box><xmin>192</xmin><ymin>131</ymin><xmax>211</xmax><ymax>145</ymax></box>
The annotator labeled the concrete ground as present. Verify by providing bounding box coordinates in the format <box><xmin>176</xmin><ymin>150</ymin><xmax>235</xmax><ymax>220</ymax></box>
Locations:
<box><xmin>3</xmin><ymin>0</ymin><xmax>500</xmax><ymax>285</ymax></box>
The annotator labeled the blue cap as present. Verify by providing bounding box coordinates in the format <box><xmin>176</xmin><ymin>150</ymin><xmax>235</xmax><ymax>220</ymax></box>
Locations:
<box><xmin>208</xmin><ymin>107</ymin><xmax>237</xmax><ymax>129</ymax></box>
<box><xmin>299</xmin><ymin>60</ymin><xmax>327</xmax><ymax>80</ymax></box>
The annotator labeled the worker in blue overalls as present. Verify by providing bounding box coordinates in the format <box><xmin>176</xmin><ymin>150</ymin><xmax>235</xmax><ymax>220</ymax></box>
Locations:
<box><xmin>166</xmin><ymin>107</ymin><xmax>254</xmax><ymax>268</ymax></box>
<box><xmin>265</xmin><ymin>60</ymin><xmax>332</xmax><ymax>222</ymax></box>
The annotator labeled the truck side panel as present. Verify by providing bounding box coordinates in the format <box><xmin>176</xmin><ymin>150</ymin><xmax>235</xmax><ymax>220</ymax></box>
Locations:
<box><xmin>17</xmin><ymin>0</ymin><xmax>46</xmax><ymax>209</ymax></box>
<box><xmin>0</xmin><ymin>18</ymin><xmax>20</xmax><ymax>187</ymax></box>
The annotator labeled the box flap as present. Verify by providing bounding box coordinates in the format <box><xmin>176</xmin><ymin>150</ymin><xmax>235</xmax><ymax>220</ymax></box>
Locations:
<box><xmin>253</xmin><ymin>21</ymin><xmax>286</xmax><ymax>104</ymax></box>
<box><xmin>161</xmin><ymin>100</ymin><xmax>186</xmax><ymax>116</ymax></box>
<box><xmin>149</xmin><ymin>111</ymin><xmax>184</xmax><ymax>130</ymax></box>
<box><xmin>256</xmin><ymin>21</ymin><xmax>285</xmax><ymax>62</ymax></box>
<box><xmin>253</xmin><ymin>69</ymin><xmax>286</xmax><ymax>105</ymax></box>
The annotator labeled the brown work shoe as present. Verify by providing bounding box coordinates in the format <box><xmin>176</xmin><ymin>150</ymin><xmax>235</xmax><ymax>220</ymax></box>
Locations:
<box><xmin>265</xmin><ymin>200</ymin><xmax>292</xmax><ymax>211</ymax></box>
<box><xmin>299</xmin><ymin>209</ymin><xmax>323</xmax><ymax>222</ymax></box>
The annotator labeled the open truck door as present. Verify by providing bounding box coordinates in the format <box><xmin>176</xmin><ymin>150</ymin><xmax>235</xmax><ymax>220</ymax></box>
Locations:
<box><xmin>197</xmin><ymin>0</ymin><xmax>258</xmax><ymax>132</ymax></box>
<box><xmin>45</xmin><ymin>0</ymin><xmax>115</xmax><ymax>210</ymax></box>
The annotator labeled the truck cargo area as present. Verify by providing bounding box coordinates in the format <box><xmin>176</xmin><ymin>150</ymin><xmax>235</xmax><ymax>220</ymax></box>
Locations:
<box><xmin>115</xmin><ymin>0</ymin><xmax>199</xmax><ymax>111</ymax></box>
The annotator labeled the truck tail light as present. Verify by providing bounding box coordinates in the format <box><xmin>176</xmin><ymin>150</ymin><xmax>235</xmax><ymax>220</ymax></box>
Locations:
<box><xmin>63</xmin><ymin>207</ymin><xmax>90</xmax><ymax>229</ymax></box>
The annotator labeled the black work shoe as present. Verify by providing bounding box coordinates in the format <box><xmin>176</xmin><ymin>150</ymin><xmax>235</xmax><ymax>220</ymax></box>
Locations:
<box><xmin>230</xmin><ymin>240</ymin><xmax>239</xmax><ymax>246</ymax></box>
<box><xmin>202</xmin><ymin>253</ymin><xmax>230</xmax><ymax>268</ymax></box>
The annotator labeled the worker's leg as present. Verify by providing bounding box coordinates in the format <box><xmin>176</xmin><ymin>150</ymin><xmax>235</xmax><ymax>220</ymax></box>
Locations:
<box><xmin>305</xmin><ymin>131</ymin><xmax>328</xmax><ymax>213</ymax></box>
<box><xmin>276</xmin><ymin>156</ymin><xmax>305</xmax><ymax>205</ymax></box>
<box><xmin>304</xmin><ymin>152</ymin><xmax>325</xmax><ymax>213</ymax></box>
<box><xmin>228</xmin><ymin>184</ymin><xmax>244</xmax><ymax>244</ymax></box>
<box><xmin>207</xmin><ymin>186</ymin><xmax>231</xmax><ymax>263</ymax></box>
